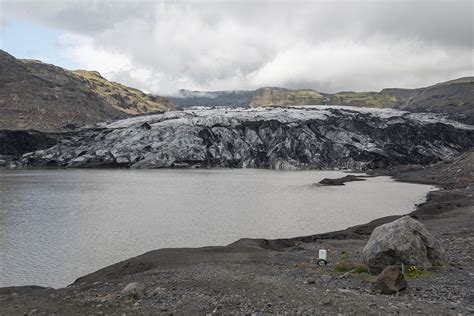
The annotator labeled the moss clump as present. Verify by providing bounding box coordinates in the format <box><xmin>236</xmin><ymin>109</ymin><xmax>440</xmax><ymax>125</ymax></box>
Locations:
<box><xmin>340</xmin><ymin>251</ymin><xmax>350</xmax><ymax>262</ymax></box>
<box><xmin>353</xmin><ymin>264</ymin><xmax>369</xmax><ymax>274</ymax></box>
<box><xmin>334</xmin><ymin>261</ymin><xmax>355</xmax><ymax>273</ymax></box>
<box><xmin>333</xmin><ymin>251</ymin><xmax>368</xmax><ymax>274</ymax></box>
<box><xmin>405</xmin><ymin>265</ymin><xmax>432</xmax><ymax>279</ymax></box>
<box><xmin>363</xmin><ymin>274</ymin><xmax>378</xmax><ymax>282</ymax></box>
<box><xmin>293</xmin><ymin>262</ymin><xmax>328</xmax><ymax>272</ymax></box>
<box><xmin>334</xmin><ymin>251</ymin><xmax>355</xmax><ymax>273</ymax></box>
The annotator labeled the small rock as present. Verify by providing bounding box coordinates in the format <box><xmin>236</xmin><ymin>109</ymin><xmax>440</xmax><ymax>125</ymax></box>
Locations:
<box><xmin>152</xmin><ymin>286</ymin><xmax>167</xmax><ymax>296</ymax></box>
<box><xmin>340</xmin><ymin>269</ymin><xmax>355</xmax><ymax>279</ymax></box>
<box><xmin>321</xmin><ymin>275</ymin><xmax>332</xmax><ymax>282</ymax></box>
<box><xmin>121</xmin><ymin>282</ymin><xmax>145</xmax><ymax>300</ymax></box>
<box><xmin>306</xmin><ymin>278</ymin><xmax>316</xmax><ymax>284</ymax></box>
<box><xmin>99</xmin><ymin>293</ymin><xmax>118</xmax><ymax>303</ymax></box>
<box><xmin>140</xmin><ymin>122</ymin><xmax>152</xmax><ymax>130</ymax></box>
<box><xmin>322</xmin><ymin>298</ymin><xmax>333</xmax><ymax>306</ymax></box>
<box><xmin>337</xmin><ymin>288</ymin><xmax>358</xmax><ymax>295</ymax></box>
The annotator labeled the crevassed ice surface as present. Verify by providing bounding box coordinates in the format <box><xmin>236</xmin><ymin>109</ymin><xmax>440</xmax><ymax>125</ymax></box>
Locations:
<box><xmin>106</xmin><ymin>106</ymin><xmax>474</xmax><ymax>130</ymax></box>
<box><xmin>0</xmin><ymin>169</ymin><xmax>435</xmax><ymax>288</ymax></box>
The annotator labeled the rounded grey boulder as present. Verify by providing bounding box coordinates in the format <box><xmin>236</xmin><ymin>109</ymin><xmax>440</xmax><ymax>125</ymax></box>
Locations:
<box><xmin>121</xmin><ymin>282</ymin><xmax>145</xmax><ymax>299</ymax></box>
<box><xmin>363</xmin><ymin>216</ymin><xmax>447</xmax><ymax>273</ymax></box>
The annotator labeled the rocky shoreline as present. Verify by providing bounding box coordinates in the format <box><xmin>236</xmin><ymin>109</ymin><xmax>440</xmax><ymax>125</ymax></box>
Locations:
<box><xmin>0</xmin><ymin>151</ymin><xmax>473</xmax><ymax>315</ymax></box>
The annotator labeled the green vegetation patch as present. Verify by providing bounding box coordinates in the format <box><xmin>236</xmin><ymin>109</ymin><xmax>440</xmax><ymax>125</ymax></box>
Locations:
<box><xmin>253</xmin><ymin>88</ymin><xmax>328</xmax><ymax>106</ymax></box>
<box><xmin>352</xmin><ymin>263</ymin><xmax>369</xmax><ymax>274</ymax></box>
<box><xmin>330</xmin><ymin>91</ymin><xmax>397</xmax><ymax>108</ymax></box>
<box><xmin>334</xmin><ymin>261</ymin><xmax>355</xmax><ymax>273</ymax></box>
<box><xmin>405</xmin><ymin>265</ymin><xmax>432</xmax><ymax>279</ymax></box>
<box><xmin>333</xmin><ymin>251</ymin><xmax>368</xmax><ymax>274</ymax></box>
<box><xmin>73</xmin><ymin>69</ymin><xmax>173</xmax><ymax>113</ymax></box>
<box><xmin>293</xmin><ymin>262</ymin><xmax>328</xmax><ymax>272</ymax></box>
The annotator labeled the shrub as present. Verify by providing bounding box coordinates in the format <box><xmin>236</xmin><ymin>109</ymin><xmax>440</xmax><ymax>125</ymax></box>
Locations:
<box><xmin>353</xmin><ymin>264</ymin><xmax>369</xmax><ymax>274</ymax></box>
<box><xmin>405</xmin><ymin>265</ymin><xmax>431</xmax><ymax>279</ymax></box>
<box><xmin>334</xmin><ymin>261</ymin><xmax>355</xmax><ymax>273</ymax></box>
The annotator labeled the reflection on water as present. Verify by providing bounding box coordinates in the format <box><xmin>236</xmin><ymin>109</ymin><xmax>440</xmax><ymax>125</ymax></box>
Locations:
<box><xmin>0</xmin><ymin>169</ymin><xmax>434</xmax><ymax>288</ymax></box>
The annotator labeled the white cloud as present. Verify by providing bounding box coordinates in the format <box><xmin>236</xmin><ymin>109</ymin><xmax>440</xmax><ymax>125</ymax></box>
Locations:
<box><xmin>248</xmin><ymin>39</ymin><xmax>473</xmax><ymax>91</ymax></box>
<box><xmin>2</xmin><ymin>0</ymin><xmax>473</xmax><ymax>94</ymax></box>
<box><xmin>60</xmin><ymin>35</ymin><xmax>131</xmax><ymax>74</ymax></box>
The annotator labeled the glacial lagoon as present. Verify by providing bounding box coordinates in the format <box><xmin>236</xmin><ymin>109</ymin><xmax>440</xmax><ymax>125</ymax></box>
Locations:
<box><xmin>0</xmin><ymin>169</ymin><xmax>435</xmax><ymax>288</ymax></box>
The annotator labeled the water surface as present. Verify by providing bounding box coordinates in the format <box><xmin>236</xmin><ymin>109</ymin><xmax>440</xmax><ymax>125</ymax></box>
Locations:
<box><xmin>0</xmin><ymin>169</ymin><xmax>434</xmax><ymax>287</ymax></box>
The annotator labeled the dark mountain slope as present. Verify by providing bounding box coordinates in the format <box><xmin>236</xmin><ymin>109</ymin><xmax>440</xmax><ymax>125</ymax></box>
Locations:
<box><xmin>167</xmin><ymin>89</ymin><xmax>254</xmax><ymax>108</ymax></box>
<box><xmin>0</xmin><ymin>50</ymin><xmax>175</xmax><ymax>130</ymax></box>
<box><xmin>382</xmin><ymin>77</ymin><xmax>474</xmax><ymax>123</ymax></box>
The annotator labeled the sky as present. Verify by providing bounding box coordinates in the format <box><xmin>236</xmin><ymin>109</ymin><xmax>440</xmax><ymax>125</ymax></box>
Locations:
<box><xmin>0</xmin><ymin>0</ymin><xmax>473</xmax><ymax>95</ymax></box>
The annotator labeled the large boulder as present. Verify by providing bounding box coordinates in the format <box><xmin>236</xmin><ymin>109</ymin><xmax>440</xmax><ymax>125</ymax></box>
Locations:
<box><xmin>363</xmin><ymin>216</ymin><xmax>447</xmax><ymax>273</ymax></box>
<box><xmin>371</xmin><ymin>265</ymin><xmax>408</xmax><ymax>294</ymax></box>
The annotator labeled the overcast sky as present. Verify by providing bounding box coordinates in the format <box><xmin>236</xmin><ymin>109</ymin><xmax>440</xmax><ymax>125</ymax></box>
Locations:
<box><xmin>0</xmin><ymin>0</ymin><xmax>473</xmax><ymax>95</ymax></box>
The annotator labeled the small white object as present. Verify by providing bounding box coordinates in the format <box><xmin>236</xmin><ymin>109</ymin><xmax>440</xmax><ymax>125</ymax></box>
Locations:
<box><xmin>319</xmin><ymin>249</ymin><xmax>327</xmax><ymax>260</ymax></box>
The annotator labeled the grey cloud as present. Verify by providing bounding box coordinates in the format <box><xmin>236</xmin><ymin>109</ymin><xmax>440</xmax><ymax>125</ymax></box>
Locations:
<box><xmin>1</xmin><ymin>0</ymin><xmax>473</xmax><ymax>94</ymax></box>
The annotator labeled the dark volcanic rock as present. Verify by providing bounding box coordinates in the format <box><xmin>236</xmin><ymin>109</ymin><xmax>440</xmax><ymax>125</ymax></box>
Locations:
<box><xmin>0</xmin><ymin>130</ymin><xmax>58</xmax><ymax>156</ymax></box>
<box><xmin>318</xmin><ymin>174</ymin><xmax>367</xmax><ymax>185</ymax></box>
<box><xmin>8</xmin><ymin>107</ymin><xmax>474</xmax><ymax>169</ymax></box>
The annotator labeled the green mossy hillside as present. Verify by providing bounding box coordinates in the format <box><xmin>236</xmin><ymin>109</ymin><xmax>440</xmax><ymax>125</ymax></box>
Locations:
<box><xmin>73</xmin><ymin>70</ymin><xmax>174</xmax><ymax>114</ymax></box>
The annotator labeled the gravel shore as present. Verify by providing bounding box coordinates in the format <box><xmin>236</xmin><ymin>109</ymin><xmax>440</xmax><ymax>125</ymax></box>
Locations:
<box><xmin>1</xmin><ymin>152</ymin><xmax>473</xmax><ymax>315</ymax></box>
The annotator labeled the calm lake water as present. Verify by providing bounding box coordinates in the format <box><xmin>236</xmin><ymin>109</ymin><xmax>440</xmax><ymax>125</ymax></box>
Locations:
<box><xmin>0</xmin><ymin>169</ymin><xmax>435</xmax><ymax>288</ymax></box>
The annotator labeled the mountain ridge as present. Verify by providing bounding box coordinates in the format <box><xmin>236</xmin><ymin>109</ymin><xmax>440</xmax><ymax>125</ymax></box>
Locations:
<box><xmin>250</xmin><ymin>77</ymin><xmax>474</xmax><ymax>122</ymax></box>
<box><xmin>1</xmin><ymin>49</ymin><xmax>472</xmax><ymax>129</ymax></box>
<box><xmin>0</xmin><ymin>50</ymin><xmax>175</xmax><ymax>130</ymax></box>
<box><xmin>168</xmin><ymin>77</ymin><xmax>473</xmax><ymax>124</ymax></box>
<box><xmin>171</xmin><ymin>76</ymin><xmax>474</xmax><ymax>124</ymax></box>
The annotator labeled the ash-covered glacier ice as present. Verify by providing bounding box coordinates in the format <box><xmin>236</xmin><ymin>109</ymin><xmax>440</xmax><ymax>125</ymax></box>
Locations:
<box><xmin>18</xmin><ymin>106</ymin><xmax>474</xmax><ymax>170</ymax></box>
